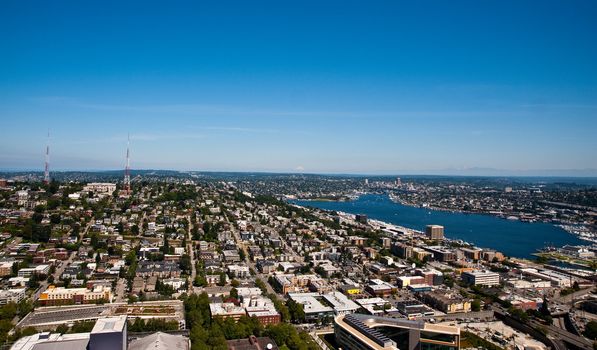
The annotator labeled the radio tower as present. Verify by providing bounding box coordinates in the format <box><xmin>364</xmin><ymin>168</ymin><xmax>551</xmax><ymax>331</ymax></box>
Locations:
<box><xmin>43</xmin><ymin>130</ymin><xmax>50</xmax><ymax>184</ymax></box>
<box><xmin>124</xmin><ymin>134</ymin><xmax>131</xmax><ymax>195</ymax></box>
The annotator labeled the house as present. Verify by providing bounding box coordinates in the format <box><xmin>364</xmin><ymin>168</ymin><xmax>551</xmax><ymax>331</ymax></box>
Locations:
<box><xmin>256</xmin><ymin>260</ymin><xmax>277</xmax><ymax>274</ymax></box>
<box><xmin>136</xmin><ymin>261</ymin><xmax>181</xmax><ymax>278</ymax></box>
<box><xmin>227</xmin><ymin>265</ymin><xmax>250</xmax><ymax>278</ymax></box>
<box><xmin>223</xmin><ymin>250</ymin><xmax>241</xmax><ymax>263</ymax></box>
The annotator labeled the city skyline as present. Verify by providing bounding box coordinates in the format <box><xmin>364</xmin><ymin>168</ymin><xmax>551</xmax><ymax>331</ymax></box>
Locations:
<box><xmin>1</xmin><ymin>1</ymin><xmax>597</xmax><ymax>175</ymax></box>
<box><xmin>2</xmin><ymin>2</ymin><xmax>597</xmax><ymax>350</ymax></box>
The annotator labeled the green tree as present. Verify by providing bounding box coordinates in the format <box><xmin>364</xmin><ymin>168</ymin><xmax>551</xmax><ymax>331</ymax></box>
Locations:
<box><xmin>471</xmin><ymin>299</ymin><xmax>481</xmax><ymax>312</ymax></box>
<box><xmin>194</xmin><ymin>275</ymin><xmax>207</xmax><ymax>287</ymax></box>
<box><xmin>585</xmin><ymin>321</ymin><xmax>597</xmax><ymax>340</ymax></box>
<box><xmin>269</xmin><ymin>294</ymin><xmax>290</xmax><ymax>322</ymax></box>
<box><xmin>287</xmin><ymin>299</ymin><xmax>305</xmax><ymax>323</ymax></box>
<box><xmin>217</xmin><ymin>272</ymin><xmax>227</xmax><ymax>286</ymax></box>
<box><xmin>539</xmin><ymin>296</ymin><xmax>551</xmax><ymax>317</ymax></box>
<box><xmin>180</xmin><ymin>254</ymin><xmax>192</xmax><ymax>273</ymax></box>
<box><xmin>229</xmin><ymin>288</ymin><xmax>238</xmax><ymax>299</ymax></box>
<box><xmin>17</xmin><ymin>299</ymin><xmax>33</xmax><ymax>318</ymax></box>
<box><xmin>508</xmin><ymin>307</ymin><xmax>529</xmax><ymax>323</ymax></box>
<box><xmin>70</xmin><ymin>320</ymin><xmax>95</xmax><ymax>333</ymax></box>
<box><xmin>162</xmin><ymin>235</ymin><xmax>171</xmax><ymax>254</ymax></box>
<box><xmin>56</xmin><ymin>324</ymin><xmax>69</xmax><ymax>334</ymax></box>
<box><xmin>255</xmin><ymin>279</ymin><xmax>267</xmax><ymax>294</ymax></box>
<box><xmin>0</xmin><ymin>303</ymin><xmax>17</xmax><ymax>320</ymax></box>
<box><xmin>265</xmin><ymin>323</ymin><xmax>318</xmax><ymax>350</ymax></box>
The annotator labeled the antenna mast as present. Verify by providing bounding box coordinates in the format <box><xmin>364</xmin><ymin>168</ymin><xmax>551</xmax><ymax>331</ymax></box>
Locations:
<box><xmin>43</xmin><ymin>130</ymin><xmax>50</xmax><ymax>184</ymax></box>
<box><xmin>124</xmin><ymin>134</ymin><xmax>131</xmax><ymax>194</ymax></box>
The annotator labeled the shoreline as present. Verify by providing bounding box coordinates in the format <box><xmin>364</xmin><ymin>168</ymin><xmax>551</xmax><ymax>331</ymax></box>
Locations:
<box><xmin>290</xmin><ymin>194</ymin><xmax>592</xmax><ymax>261</ymax></box>
<box><xmin>293</xmin><ymin>200</ymin><xmax>589</xmax><ymax>269</ymax></box>
<box><xmin>292</xmin><ymin>201</ymin><xmax>507</xmax><ymax>256</ymax></box>
<box><xmin>300</xmin><ymin>192</ymin><xmax>595</xmax><ymax>244</ymax></box>
<box><xmin>388</xmin><ymin>194</ymin><xmax>597</xmax><ymax>244</ymax></box>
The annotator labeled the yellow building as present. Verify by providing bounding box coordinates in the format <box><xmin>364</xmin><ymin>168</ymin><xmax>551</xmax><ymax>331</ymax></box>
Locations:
<box><xmin>39</xmin><ymin>285</ymin><xmax>112</xmax><ymax>306</ymax></box>
<box><xmin>340</xmin><ymin>285</ymin><xmax>362</xmax><ymax>295</ymax></box>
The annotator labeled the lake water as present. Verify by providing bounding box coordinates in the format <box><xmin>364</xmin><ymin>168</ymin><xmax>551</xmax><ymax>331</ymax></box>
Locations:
<box><xmin>292</xmin><ymin>194</ymin><xmax>585</xmax><ymax>259</ymax></box>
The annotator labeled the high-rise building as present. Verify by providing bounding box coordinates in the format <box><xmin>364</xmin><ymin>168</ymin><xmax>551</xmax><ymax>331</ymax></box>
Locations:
<box><xmin>425</xmin><ymin>225</ymin><xmax>444</xmax><ymax>240</ymax></box>
<box><xmin>90</xmin><ymin>316</ymin><xmax>127</xmax><ymax>350</ymax></box>
<box><xmin>356</xmin><ymin>214</ymin><xmax>368</xmax><ymax>224</ymax></box>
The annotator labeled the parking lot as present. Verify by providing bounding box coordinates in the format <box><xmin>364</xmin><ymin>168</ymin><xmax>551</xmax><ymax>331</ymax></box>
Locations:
<box><xmin>462</xmin><ymin>321</ymin><xmax>546</xmax><ymax>350</ymax></box>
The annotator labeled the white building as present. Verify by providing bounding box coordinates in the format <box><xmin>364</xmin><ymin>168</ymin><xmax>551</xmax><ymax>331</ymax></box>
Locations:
<box><xmin>83</xmin><ymin>183</ymin><xmax>117</xmax><ymax>195</ymax></box>
<box><xmin>355</xmin><ymin>297</ymin><xmax>399</xmax><ymax>315</ymax></box>
<box><xmin>461</xmin><ymin>270</ymin><xmax>500</xmax><ymax>286</ymax></box>
<box><xmin>18</xmin><ymin>264</ymin><xmax>50</xmax><ymax>278</ymax></box>
<box><xmin>161</xmin><ymin>278</ymin><xmax>186</xmax><ymax>290</ymax></box>
<box><xmin>287</xmin><ymin>292</ymin><xmax>334</xmax><ymax>321</ymax></box>
<box><xmin>227</xmin><ymin>264</ymin><xmax>250</xmax><ymax>278</ymax></box>
<box><xmin>322</xmin><ymin>291</ymin><xmax>360</xmax><ymax>315</ymax></box>
<box><xmin>0</xmin><ymin>288</ymin><xmax>26</xmax><ymax>305</ymax></box>
<box><xmin>236</xmin><ymin>287</ymin><xmax>263</xmax><ymax>298</ymax></box>
<box><xmin>209</xmin><ymin>303</ymin><xmax>246</xmax><ymax>320</ymax></box>
<box><xmin>520</xmin><ymin>268</ymin><xmax>574</xmax><ymax>287</ymax></box>
<box><xmin>8</xmin><ymin>277</ymin><xmax>29</xmax><ymax>287</ymax></box>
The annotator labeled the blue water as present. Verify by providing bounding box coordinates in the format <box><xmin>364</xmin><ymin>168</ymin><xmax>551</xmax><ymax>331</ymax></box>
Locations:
<box><xmin>292</xmin><ymin>194</ymin><xmax>585</xmax><ymax>259</ymax></box>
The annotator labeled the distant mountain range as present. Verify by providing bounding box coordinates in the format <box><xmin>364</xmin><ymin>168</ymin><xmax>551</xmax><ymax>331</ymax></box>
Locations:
<box><xmin>1</xmin><ymin>168</ymin><xmax>597</xmax><ymax>179</ymax></box>
<box><xmin>0</xmin><ymin>167</ymin><xmax>597</xmax><ymax>177</ymax></box>
<box><xmin>388</xmin><ymin>167</ymin><xmax>597</xmax><ymax>177</ymax></box>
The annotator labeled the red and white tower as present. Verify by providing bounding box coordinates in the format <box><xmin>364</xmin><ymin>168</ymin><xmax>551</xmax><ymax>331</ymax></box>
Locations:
<box><xmin>124</xmin><ymin>134</ymin><xmax>131</xmax><ymax>194</ymax></box>
<box><xmin>43</xmin><ymin>130</ymin><xmax>50</xmax><ymax>184</ymax></box>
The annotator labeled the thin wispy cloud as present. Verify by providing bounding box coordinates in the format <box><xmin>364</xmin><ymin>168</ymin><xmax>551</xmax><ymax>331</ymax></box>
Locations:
<box><xmin>520</xmin><ymin>103</ymin><xmax>597</xmax><ymax>109</ymax></box>
<box><xmin>199</xmin><ymin>126</ymin><xmax>279</xmax><ymax>134</ymax></box>
<box><xmin>130</xmin><ymin>133</ymin><xmax>206</xmax><ymax>141</ymax></box>
<box><xmin>58</xmin><ymin>132</ymin><xmax>206</xmax><ymax>145</ymax></box>
<box><xmin>29</xmin><ymin>96</ymin><xmax>546</xmax><ymax>120</ymax></box>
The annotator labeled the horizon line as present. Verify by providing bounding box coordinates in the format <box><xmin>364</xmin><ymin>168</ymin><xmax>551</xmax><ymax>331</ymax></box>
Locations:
<box><xmin>1</xmin><ymin>168</ymin><xmax>597</xmax><ymax>179</ymax></box>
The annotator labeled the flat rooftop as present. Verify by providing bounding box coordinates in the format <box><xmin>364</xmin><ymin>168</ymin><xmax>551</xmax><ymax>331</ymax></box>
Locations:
<box><xmin>91</xmin><ymin>315</ymin><xmax>127</xmax><ymax>334</ymax></box>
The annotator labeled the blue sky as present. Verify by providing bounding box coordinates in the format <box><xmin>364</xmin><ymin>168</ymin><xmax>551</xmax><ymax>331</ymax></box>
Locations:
<box><xmin>1</xmin><ymin>1</ymin><xmax>596</xmax><ymax>175</ymax></box>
